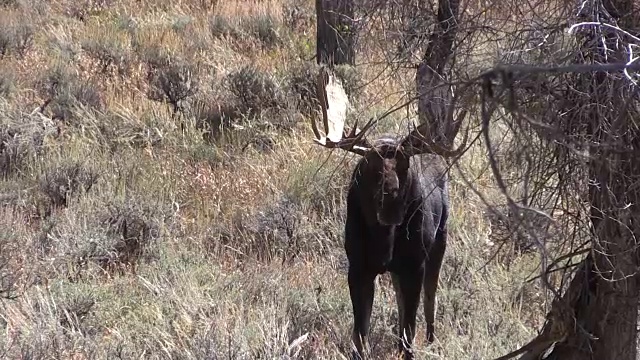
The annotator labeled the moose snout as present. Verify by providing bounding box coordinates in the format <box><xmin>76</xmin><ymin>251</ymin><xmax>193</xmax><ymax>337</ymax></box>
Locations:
<box><xmin>382</xmin><ymin>173</ymin><xmax>400</xmax><ymax>199</ymax></box>
<box><xmin>377</xmin><ymin>177</ymin><xmax>403</xmax><ymax>225</ymax></box>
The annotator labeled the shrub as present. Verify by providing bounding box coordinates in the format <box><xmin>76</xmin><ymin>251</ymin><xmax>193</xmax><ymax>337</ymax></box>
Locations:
<box><xmin>137</xmin><ymin>43</ymin><xmax>173</xmax><ymax>69</ymax></box>
<box><xmin>190</xmin><ymin>96</ymin><xmax>243</xmax><ymax>142</ymax></box>
<box><xmin>0</xmin><ymin>0</ymin><xmax>19</xmax><ymax>8</ymax></box>
<box><xmin>0</xmin><ymin>228</ymin><xmax>18</xmax><ymax>299</ymax></box>
<box><xmin>95</xmin><ymin>201</ymin><xmax>159</xmax><ymax>275</ymax></box>
<box><xmin>147</xmin><ymin>61</ymin><xmax>199</xmax><ymax>114</ymax></box>
<box><xmin>0</xmin><ymin>127</ymin><xmax>29</xmax><ymax>178</ymax></box>
<box><xmin>208</xmin><ymin>194</ymin><xmax>341</xmax><ymax>262</ymax></box>
<box><xmin>224</xmin><ymin>65</ymin><xmax>287</xmax><ymax>117</ymax></box>
<box><xmin>0</xmin><ymin>68</ymin><xmax>15</xmax><ymax>98</ymax></box>
<box><xmin>0</xmin><ymin>105</ymin><xmax>47</xmax><ymax>179</ymax></box>
<box><xmin>286</xmin><ymin>62</ymin><xmax>362</xmax><ymax>115</ymax></box>
<box><xmin>77</xmin><ymin>106</ymin><xmax>170</xmax><ymax>154</ymax></box>
<box><xmin>209</xmin><ymin>196</ymin><xmax>302</xmax><ymax>262</ymax></box>
<box><xmin>209</xmin><ymin>14</ymin><xmax>241</xmax><ymax>40</ymax></box>
<box><xmin>241</xmin><ymin>133</ymin><xmax>276</xmax><ymax>153</ymax></box>
<box><xmin>50</xmin><ymin>82</ymin><xmax>103</xmax><ymax>122</ymax></box>
<box><xmin>286</xmin><ymin>61</ymin><xmax>321</xmax><ymax>115</ymax></box>
<box><xmin>44</xmin><ymin>194</ymin><xmax>172</xmax><ymax>281</ymax></box>
<box><xmin>333</xmin><ymin>64</ymin><xmax>362</xmax><ymax>99</ymax></box>
<box><xmin>242</xmin><ymin>13</ymin><xmax>282</xmax><ymax>48</ymax></box>
<box><xmin>39</xmin><ymin>162</ymin><xmax>99</xmax><ymax>208</ymax></box>
<box><xmin>81</xmin><ymin>35</ymin><xmax>131</xmax><ymax>75</ymax></box>
<box><xmin>209</xmin><ymin>13</ymin><xmax>283</xmax><ymax>48</ymax></box>
<box><xmin>56</xmin><ymin>292</ymin><xmax>97</xmax><ymax>334</ymax></box>
<box><xmin>171</xmin><ymin>15</ymin><xmax>193</xmax><ymax>33</ymax></box>
<box><xmin>36</xmin><ymin>65</ymin><xmax>104</xmax><ymax>122</ymax></box>
<box><xmin>63</xmin><ymin>0</ymin><xmax>113</xmax><ymax>21</ymax></box>
<box><xmin>282</xmin><ymin>1</ymin><xmax>314</xmax><ymax>33</ymax></box>
<box><xmin>0</xmin><ymin>15</ymin><xmax>34</xmax><ymax>58</ymax></box>
<box><xmin>53</xmin><ymin>196</ymin><xmax>166</xmax><ymax>280</ymax></box>
<box><xmin>115</xmin><ymin>14</ymin><xmax>138</xmax><ymax>34</ymax></box>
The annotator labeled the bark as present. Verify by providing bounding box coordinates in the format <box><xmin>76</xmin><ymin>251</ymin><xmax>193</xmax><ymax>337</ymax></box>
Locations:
<box><xmin>548</xmin><ymin>1</ymin><xmax>640</xmax><ymax>358</ymax></box>
<box><xmin>316</xmin><ymin>0</ymin><xmax>355</xmax><ymax>66</ymax></box>
<box><xmin>504</xmin><ymin>1</ymin><xmax>640</xmax><ymax>359</ymax></box>
<box><xmin>544</xmin><ymin>197</ymin><xmax>639</xmax><ymax>360</ymax></box>
<box><xmin>499</xmin><ymin>149</ymin><xmax>640</xmax><ymax>359</ymax></box>
<box><xmin>416</xmin><ymin>0</ymin><xmax>462</xmax><ymax>146</ymax></box>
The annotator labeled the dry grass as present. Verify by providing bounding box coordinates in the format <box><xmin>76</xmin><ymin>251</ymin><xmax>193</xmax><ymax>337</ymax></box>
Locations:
<box><xmin>0</xmin><ymin>0</ymin><xmax>552</xmax><ymax>359</ymax></box>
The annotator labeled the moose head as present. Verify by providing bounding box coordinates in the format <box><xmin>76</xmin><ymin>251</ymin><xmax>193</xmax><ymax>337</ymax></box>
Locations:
<box><xmin>310</xmin><ymin>66</ymin><xmax>468</xmax><ymax>226</ymax></box>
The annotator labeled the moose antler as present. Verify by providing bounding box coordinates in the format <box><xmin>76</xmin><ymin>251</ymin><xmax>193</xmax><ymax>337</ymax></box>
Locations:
<box><xmin>310</xmin><ymin>67</ymin><xmax>372</xmax><ymax>156</ymax></box>
<box><xmin>401</xmin><ymin>107</ymin><xmax>470</xmax><ymax>158</ymax></box>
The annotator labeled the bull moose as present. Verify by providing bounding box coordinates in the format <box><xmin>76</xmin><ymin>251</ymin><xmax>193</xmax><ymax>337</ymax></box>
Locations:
<box><xmin>310</xmin><ymin>67</ymin><xmax>467</xmax><ymax>360</ymax></box>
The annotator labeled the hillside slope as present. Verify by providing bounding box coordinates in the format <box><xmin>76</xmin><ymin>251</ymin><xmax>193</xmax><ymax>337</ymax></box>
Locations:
<box><xmin>0</xmin><ymin>0</ymin><xmax>546</xmax><ymax>358</ymax></box>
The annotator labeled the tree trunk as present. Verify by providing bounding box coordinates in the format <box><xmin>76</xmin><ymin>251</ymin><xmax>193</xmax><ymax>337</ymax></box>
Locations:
<box><xmin>550</xmin><ymin>1</ymin><xmax>640</xmax><ymax>358</ymax></box>
<box><xmin>316</xmin><ymin>0</ymin><xmax>355</xmax><ymax>66</ymax></box>
<box><xmin>543</xmin><ymin>160</ymin><xmax>640</xmax><ymax>360</ymax></box>
<box><xmin>510</xmin><ymin>1</ymin><xmax>640</xmax><ymax>359</ymax></box>
<box><xmin>416</xmin><ymin>0</ymin><xmax>462</xmax><ymax>146</ymax></box>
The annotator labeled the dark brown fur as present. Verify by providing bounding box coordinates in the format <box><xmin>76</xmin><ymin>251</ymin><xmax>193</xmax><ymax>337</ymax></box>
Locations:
<box><xmin>345</xmin><ymin>136</ymin><xmax>449</xmax><ymax>360</ymax></box>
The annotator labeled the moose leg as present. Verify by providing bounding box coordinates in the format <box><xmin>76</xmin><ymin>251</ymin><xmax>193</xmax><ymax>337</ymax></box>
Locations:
<box><xmin>423</xmin><ymin>228</ymin><xmax>447</xmax><ymax>344</ymax></box>
<box><xmin>391</xmin><ymin>273</ymin><xmax>405</xmax><ymax>349</ymax></box>
<box><xmin>348</xmin><ymin>267</ymin><xmax>376</xmax><ymax>360</ymax></box>
<box><xmin>394</xmin><ymin>267</ymin><xmax>424</xmax><ymax>360</ymax></box>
